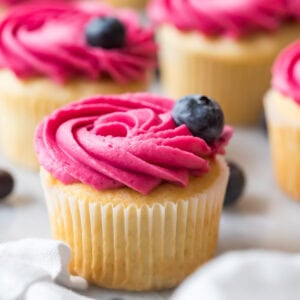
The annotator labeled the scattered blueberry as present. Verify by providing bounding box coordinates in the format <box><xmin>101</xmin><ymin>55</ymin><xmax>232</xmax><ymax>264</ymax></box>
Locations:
<box><xmin>172</xmin><ymin>95</ymin><xmax>224</xmax><ymax>144</ymax></box>
<box><xmin>224</xmin><ymin>161</ymin><xmax>246</xmax><ymax>207</ymax></box>
<box><xmin>259</xmin><ymin>112</ymin><xmax>268</xmax><ymax>135</ymax></box>
<box><xmin>0</xmin><ymin>169</ymin><xmax>14</xmax><ymax>200</ymax></box>
<box><xmin>85</xmin><ymin>16</ymin><xmax>126</xmax><ymax>49</ymax></box>
<box><xmin>155</xmin><ymin>67</ymin><xmax>160</xmax><ymax>79</ymax></box>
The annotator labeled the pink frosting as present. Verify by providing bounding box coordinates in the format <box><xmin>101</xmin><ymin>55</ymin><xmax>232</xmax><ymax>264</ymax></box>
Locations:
<box><xmin>0</xmin><ymin>3</ymin><xmax>157</xmax><ymax>83</ymax></box>
<box><xmin>287</xmin><ymin>0</ymin><xmax>300</xmax><ymax>19</ymax></box>
<box><xmin>35</xmin><ymin>93</ymin><xmax>233</xmax><ymax>195</ymax></box>
<box><xmin>272</xmin><ymin>40</ymin><xmax>300</xmax><ymax>104</ymax></box>
<box><xmin>148</xmin><ymin>0</ymin><xmax>299</xmax><ymax>38</ymax></box>
<box><xmin>0</xmin><ymin>0</ymin><xmax>65</xmax><ymax>5</ymax></box>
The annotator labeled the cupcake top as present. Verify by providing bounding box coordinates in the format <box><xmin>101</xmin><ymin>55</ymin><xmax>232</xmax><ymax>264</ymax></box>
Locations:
<box><xmin>35</xmin><ymin>93</ymin><xmax>232</xmax><ymax>195</ymax></box>
<box><xmin>272</xmin><ymin>40</ymin><xmax>300</xmax><ymax>104</ymax></box>
<box><xmin>148</xmin><ymin>0</ymin><xmax>300</xmax><ymax>38</ymax></box>
<box><xmin>0</xmin><ymin>3</ymin><xmax>157</xmax><ymax>83</ymax></box>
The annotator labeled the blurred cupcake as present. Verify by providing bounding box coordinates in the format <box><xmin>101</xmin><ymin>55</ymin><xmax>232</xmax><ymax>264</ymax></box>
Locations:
<box><xmin>148</xmin><ymin>0</ymin><xmax>300</xmax><ymax>125</ymax></box>
<box><xmin>0</xmin><ymin>3</ymin><xmax>156</xmax><ymax>169</ymax></box>
<box><xmin>265</xmin><ymin>41</ymin><xmax>300</xmax><ymax>200</ymax></box>
<box><xmin>35</xmin><ymin>93</ymin><xmax>232</xmax><ymax>291</ymax></box>
<box><xmin>103</xmin><ymin>0</ymin><xmax>147</xmax><ymax>10</ymax></box>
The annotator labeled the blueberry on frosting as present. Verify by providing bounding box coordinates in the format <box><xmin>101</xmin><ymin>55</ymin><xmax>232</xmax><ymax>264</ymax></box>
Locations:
<box><xmin>172</xmin><ymin>95</ymin><xmax>224</xmax><ymax>144</ymax></box>
<box><xmin>85</xmin><ymin>16</ymin><xmax>126</xmax><ymax>49</ymax></box>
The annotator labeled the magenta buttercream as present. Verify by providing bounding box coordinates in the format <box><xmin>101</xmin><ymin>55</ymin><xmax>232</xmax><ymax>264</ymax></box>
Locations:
<box><xmin>148</xmin><ymin>0</ymin><xmax>299</xmax><ymax>38</ymax></box>
<box><xmin>287</xmin><ymin>0</ymin><xmax>300</xmax><ymax>20</ymax></box>
<box><xmin>0</xmin><ymin>3</ymin><xmax>157</xmax><ymax>83</ymax></box>
<box><xmin>272</xmin><ymin>40</ymin><xmax>300</xmax><ymax>104</ymax></box>
<box><xmin>0</xmin><ymin>0</ymin><xmax>65</xmax><ymax>5</ymax></box>
<box><xmin>35</xmin><ymin>93</ymin><xmax>232</xmax><ymax>195</ymax></box>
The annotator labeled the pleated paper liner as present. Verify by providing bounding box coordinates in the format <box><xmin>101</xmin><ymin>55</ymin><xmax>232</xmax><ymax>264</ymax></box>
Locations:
<box><xmin>104</xmin><ymin>0</ymin><xmax>148</xmax><ymax>9</ymax></box>
<box><xmin>0</xmin><ymin>70</ymin><xmax>150</xmax><ymax>170</ymax></box>
<box><xmin>158</xmin><ymin>24</ymin><xmax>300</xmax><ymax>126</ymax></box>
<box><xmin>265</xmin><ymin>90</ymin><xmax>300</xmax><ymax>201</ymax></box>
<box><xmin>41</xmin><ymin>156</ymin><xmax>229</xmax><ymax>291</ymax></box>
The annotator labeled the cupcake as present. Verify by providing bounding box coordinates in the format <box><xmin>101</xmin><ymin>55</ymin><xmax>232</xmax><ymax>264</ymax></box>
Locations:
<box><xmin>265</xmin><ymin>40</ymin><xmax>300</xmax><ymax>200</ymax></box>
<box><xmin>35</xmin><ymin>93</ymin><xmax>232</xmax><ymax>291</ymax></box>
<box><xmin>0</xmin><ymin>3</ymin><xmax>156</xmax><ymax>169</ymax></box>
<box><xmin>103</xmin><ymin>0</ymin><xmax>147</xmax><ymax>10</ymax></box>
<box><xmin>148</xmin><ymin>0</ymin><xmax>300</xmax><ymax>125</ymax></box>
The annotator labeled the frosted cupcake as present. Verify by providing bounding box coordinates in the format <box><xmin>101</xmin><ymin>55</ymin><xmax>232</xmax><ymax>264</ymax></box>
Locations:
<box><xmin>35</xmin><ymin>93</ymin><xmax>232</xmax><ymax>291</ymax></box>
<box><xmin>148</xmin><ymin>0</ymin><xmax>300</xmax><ymax>125</ymax></box>
<box><xmin>265</xmin><ymin>41</ymin><xmax>300</xmax><ymax>200</ymax></box>
<box><xmin>0</xmin><ymin>3</ymin><xmax>156</xmax><ymax>169</ymax></box>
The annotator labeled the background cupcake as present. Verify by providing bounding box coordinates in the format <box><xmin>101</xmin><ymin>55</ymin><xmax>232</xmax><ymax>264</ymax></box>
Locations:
<box><xmin>265</xmin><ymin>40</ymin><xmax>300</xmax><ymax>200</ymax></box>
<box><xmin>35</xmin><ymin>93</ymin><xmax>232</xmax><ymax>291</ymax></box>
<box><xmin>148</xmin><ymin>0</ymin><xmax>300</xmax><ymax>125</ymax></box>
<box><xmin>103</xmin><ymin>0</ymin><xmax>147</xmax><ymax>10</ymax></box>
<box><xmin>0</xmin><ymin>3</ymin><xmax>156</xmax><ymax>169</ymax></box>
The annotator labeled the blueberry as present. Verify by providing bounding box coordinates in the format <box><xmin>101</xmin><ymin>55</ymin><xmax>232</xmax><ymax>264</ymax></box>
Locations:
<box><xmin>85</xmin><ymin>17</ymin><xmax>126</xmax><ymax>49</ymax></box>
<box><xmin>224</xmin><ymin>162</ymin><xmax>245</xmax><ymax>207</ymax></box>
<box><xmin>172</xmin><ymin>95</ymin><xmax>224</xmax><ymax>144</ymax></box>
<box><xmin>0</xmin><ymin>169</ymin><xmax>14</xmax><ymax>200</ymax></box>
<box><xmin>155</xmin><ymin>67</ymin><xmax>160</xmax><ymax>79</ymax></box>
<box><xmin>259</xmin><ymin>112</ymin><xmax>268</xmax><ymax>135</ymax></box>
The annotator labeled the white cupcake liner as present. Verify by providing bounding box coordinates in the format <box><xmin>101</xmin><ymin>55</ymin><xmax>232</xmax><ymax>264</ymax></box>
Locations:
<box><xmin>264</xmin><ymin>90</ymin><xmax>300</xmax><ymax>200</ymax></box>
<box><xmin>42</xmin><ymin>157</ymin><xmax>228</xmax><ymax>291</ymax></box>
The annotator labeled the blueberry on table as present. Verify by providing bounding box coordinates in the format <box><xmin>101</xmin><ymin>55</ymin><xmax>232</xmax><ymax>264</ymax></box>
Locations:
<box><xmin>224</xmin><ymin>162</ymin><xmax>246</xmax><ymax>207</ymax></box>
<box><xmin>0</xmin><ymin>169</ymin><xmax>14</xmax><ymax>200</ymax></box>
<box><xmin>259</xmin><ymin>112</ymin><xmax>268</xmax><ymax>135</ymax></box>
<box><xmin>155</xmin><ymin>67</ymin><xmax>160</xmax><ymax>79</ymax></box>
<box><xmin>85</xmin><ymin>16</ymin><xmax>126</xmax><ymax>49</ymax></box>
<box><xmin>172</xmin><ymin>95</ymin><xmax>224</xmax><ymax>144</ymax></box>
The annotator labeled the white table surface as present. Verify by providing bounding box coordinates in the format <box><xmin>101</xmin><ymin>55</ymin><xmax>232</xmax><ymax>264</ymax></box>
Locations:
<box><xmin>2</xmin><ymin>124</ymin><xmax>300</xmax><ymax>300</ymax></box>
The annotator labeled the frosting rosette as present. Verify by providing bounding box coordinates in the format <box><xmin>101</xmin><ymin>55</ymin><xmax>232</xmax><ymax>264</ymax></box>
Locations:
<box><xmin>272</xmin><ymin>40</ymin><xmax>300</xmax><ymax>104</ymax></box>
<box><xmin>0</xmin><ymin>3</ymin><xmax>156</xmax><ymax>83</ymax></box>
<box><xmin>35</xmin><ymin>93</ymin><xmax>232</xmax><ymax>195</ymax></box>
<box><xmin>148</xmin><ymin>0</ymin><xmax>296</xmax><ymax>38</ymax></box>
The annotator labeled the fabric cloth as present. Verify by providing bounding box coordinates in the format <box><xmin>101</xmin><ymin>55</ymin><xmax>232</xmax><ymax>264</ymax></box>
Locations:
<box><xmin>0</xmin><ymin>239</ymin><xmax>94</xmax><ymax>300</ymax></box>
<box><xmin>172</xmin><ymin>250</ymin><xmax>300</xmax><ymax>300</ymax></box>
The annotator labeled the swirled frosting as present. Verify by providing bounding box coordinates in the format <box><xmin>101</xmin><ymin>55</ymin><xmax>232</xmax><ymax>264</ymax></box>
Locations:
<box><xmin>0</xmin><ymin>3</ymin><xmax>157</xmax><ymax>83</ymax></box>
<box><xmin>272</xmin><ymin>40</ymin><xmax>300</xmax><ymax>104</ymax></box>
<box><xmin>0</xmin><ymin>0</ymin><xmax>62</xmax><ymax>5</ymax></box>
<box><xmin>148</xmin><ymin>0</ymin><xmax>299</xmax><ymax>38</ymax></box>
<box><xmin>35</xmin><ymin>93</ymin><xmax>232</xmax><ymax>194</ymax></box>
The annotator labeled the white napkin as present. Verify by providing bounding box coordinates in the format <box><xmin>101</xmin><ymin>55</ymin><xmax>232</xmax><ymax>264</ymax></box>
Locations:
<box><xmin>0</xmin><ymin>239</ymin><xmax>94</xmax><ymax>300</ymax></box>
<box><xmin>172</xmin><ymin>251</ymin><xmax>300</xmax><ymax>300</ymax></box>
